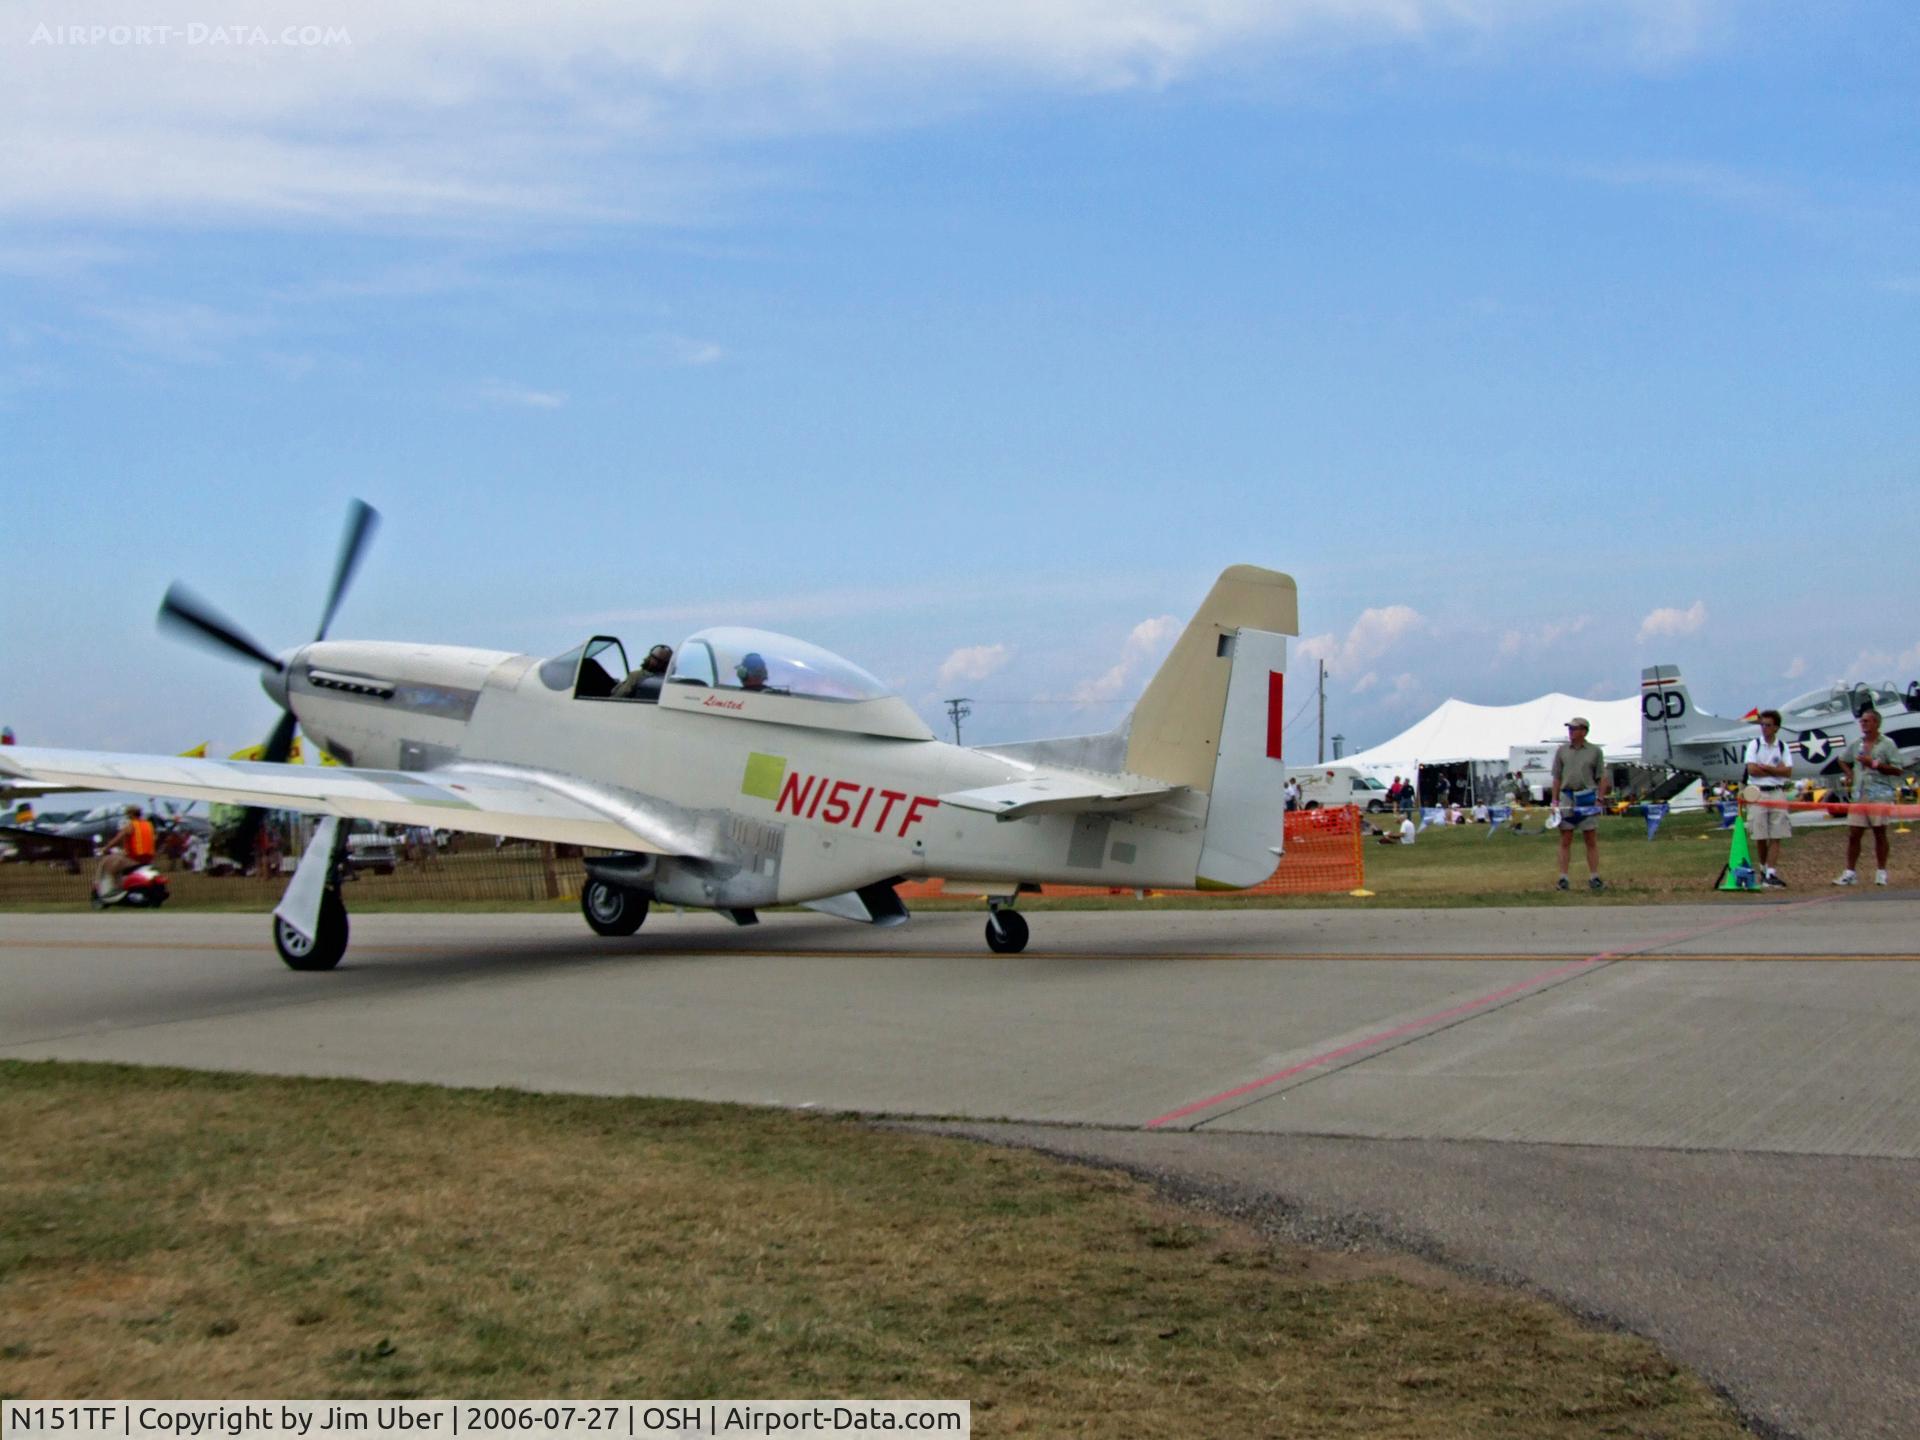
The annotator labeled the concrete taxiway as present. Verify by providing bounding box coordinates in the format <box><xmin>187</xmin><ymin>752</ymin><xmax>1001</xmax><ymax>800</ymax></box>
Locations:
<box><xmin>4</xmin><ymin>899</ymin><xmax>1917</xmax><ymax>1438</ymax></box>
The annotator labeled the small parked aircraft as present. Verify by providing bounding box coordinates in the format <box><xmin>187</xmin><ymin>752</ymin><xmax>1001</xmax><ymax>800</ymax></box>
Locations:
<box><xmin>0</xmin><ymin>503</ymin><xmax>1299</xmax><ymax>970</ymax></box>
<box><xmin>1640</xmin><ymin>664</ymin><xmax>1920</xmax><ymax>783</ymax></box>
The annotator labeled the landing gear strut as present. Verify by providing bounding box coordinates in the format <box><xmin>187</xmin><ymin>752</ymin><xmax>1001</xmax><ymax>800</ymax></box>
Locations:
<box><xmin>985</xmin><ymin>900</ymin><xmax>1029</xmax><ymax>955</ymax></box>
<box><xmin>272</xmin><ymin>816</ymin><xmax>351</xmax><ymax>971</ymax></box>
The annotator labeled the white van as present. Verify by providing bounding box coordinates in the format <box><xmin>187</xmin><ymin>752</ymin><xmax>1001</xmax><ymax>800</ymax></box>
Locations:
<box><xmin>1506</xmin><ymin>746</ymin><xmax>1558</xmax><ymax>805</ymax></box>
<box><xmin>1287</xmin><ymin>765</ymin><xmax>1393</xmax><ymax>813</ymax></box>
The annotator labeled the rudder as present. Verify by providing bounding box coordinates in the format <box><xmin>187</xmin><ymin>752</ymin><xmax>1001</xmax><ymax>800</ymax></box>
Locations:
<box><xmin>1124</xmin><ymin>566</ymin><xmax>1298</xmax><ymax>888</ymax></box>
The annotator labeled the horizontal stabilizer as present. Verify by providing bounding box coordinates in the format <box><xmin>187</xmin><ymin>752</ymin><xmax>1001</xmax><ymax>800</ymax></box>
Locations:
<box><xmin>939</xmin><ymin>775</ymin><xmax>1179</xmax><ymax>821</ymax></box>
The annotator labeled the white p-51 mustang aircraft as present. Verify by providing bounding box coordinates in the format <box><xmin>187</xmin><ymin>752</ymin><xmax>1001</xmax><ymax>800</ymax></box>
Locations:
<box><xmin>1</xmin><ymin>504</ymin><xmax>1299</xmax><ymax>970</ymax></box>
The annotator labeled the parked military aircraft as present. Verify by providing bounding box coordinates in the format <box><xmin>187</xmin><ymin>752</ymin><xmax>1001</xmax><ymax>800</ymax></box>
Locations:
<box><xmin>1640</xmin><ymin>665</ymin><xmax>1920</xmax><ymax>783</ymax></box>
<box><xmin>0</xmin><ymin>503</ymin><xmax>1299</xmax><ymax>970</ymax></box>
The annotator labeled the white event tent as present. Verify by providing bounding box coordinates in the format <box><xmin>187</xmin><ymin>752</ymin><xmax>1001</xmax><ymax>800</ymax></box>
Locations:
<box><xmin>1337</xmin><ymin>693</ymin><xmax>1642</xmax><ymax>783</ymax></box>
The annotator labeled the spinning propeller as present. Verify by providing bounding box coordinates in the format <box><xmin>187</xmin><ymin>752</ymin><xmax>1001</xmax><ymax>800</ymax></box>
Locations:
<box><xmin>158</xmin><ymin>499</ymin><xmax>380</xmax><ymax>765</ymax></box>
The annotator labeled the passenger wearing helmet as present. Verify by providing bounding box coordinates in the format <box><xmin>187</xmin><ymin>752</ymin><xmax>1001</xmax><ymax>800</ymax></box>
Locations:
<box><xmin>611</xmin><ymin>644</ymin><xmax>674</xmax><ymax>700</ymax></box>
<box><xmin>736</xmin><ymin>652</ymin><xmax>770</xmax><ymax>691</ymax></box>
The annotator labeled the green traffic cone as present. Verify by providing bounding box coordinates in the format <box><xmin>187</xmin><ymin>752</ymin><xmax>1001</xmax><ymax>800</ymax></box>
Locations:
<box><xmin>1714</xmin><ymin>812</ymin><xmax>1758</xmax><ymax>891</ymax></box>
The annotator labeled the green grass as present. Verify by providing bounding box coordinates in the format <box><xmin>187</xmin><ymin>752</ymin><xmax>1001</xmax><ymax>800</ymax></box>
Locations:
<box><xmin>1</xmin><ymin>1061</ymin><xmax>1751</xmax><ymax>1437</ymax></box>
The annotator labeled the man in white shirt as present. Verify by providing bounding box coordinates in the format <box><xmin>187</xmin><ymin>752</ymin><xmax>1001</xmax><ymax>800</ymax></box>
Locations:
<box><xmin>1742</xmin><ymin>708</ymin><xmax>1793</xmax><ymax>887</ymax></box>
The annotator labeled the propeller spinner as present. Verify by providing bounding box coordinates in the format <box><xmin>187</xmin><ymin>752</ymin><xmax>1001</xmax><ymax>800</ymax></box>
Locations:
<box><xmin>157</xmin><ymin>499</ymin><xmax>380</xmax><ymax>765</ymax></box>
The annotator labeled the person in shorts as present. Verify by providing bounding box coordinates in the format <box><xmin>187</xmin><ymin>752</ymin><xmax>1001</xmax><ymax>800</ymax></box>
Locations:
<box><xmin>1742</xmin><ymin>708</ymin><xmax>1793</xmax><ymax>886</ymax></box>
<box><xmin>1834</xmin><ymin>706</ymin><xmax>1902</xmax><ymax>886</ymax></box>
<box><xmin>1551</xmin><ymin>717</ymin><xmax>1608</xmax><ymax>891</ymax></box>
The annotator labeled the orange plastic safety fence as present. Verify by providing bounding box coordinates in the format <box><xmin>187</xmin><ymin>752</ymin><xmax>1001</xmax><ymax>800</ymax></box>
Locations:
<box><xmin>896</xmin><ymin>805</ymin><xmax>1365</xmax><ymax>901</ymax></box>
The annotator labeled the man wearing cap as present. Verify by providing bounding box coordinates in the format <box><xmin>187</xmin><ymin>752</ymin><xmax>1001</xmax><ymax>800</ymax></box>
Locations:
<box><xmin>1742</xmin><ymin>708</ymin><xmax>1793</xmax><ymax>886</ymax></box>
<box><xmin>1550</xmin><ymin>717</ymin><xmax>1608</xmax><ymax>891</ymax></box>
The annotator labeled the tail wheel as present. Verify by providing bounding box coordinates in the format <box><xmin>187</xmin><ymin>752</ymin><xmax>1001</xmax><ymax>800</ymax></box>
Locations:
<box><xmin>582</xmin><ymin>880</ymin><xmax>648</xmax><ymax>937</ymax></box>
<box><xmin>985</xmin><ymin>909</ymin><xmax>1029</xmax><ymax>954</ymax></box>
<box><xmin>275</xmin><ymin>891</ymin><xmax>348</xmax><ymax>971</ymax></box>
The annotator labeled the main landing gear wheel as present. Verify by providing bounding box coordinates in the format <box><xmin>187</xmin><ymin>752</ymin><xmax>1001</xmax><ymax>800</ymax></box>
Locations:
<box><xmin>275</xmin><ymin>891</ymin><xmax>348</xmax><ymax>971</ymax></box>
<box><xmin>582</xmin><ymin>880</ymin><xmax>648</xmax><ymax>937</ymax></box>
<box><xmin>985</xmin><ymin>909</ymin><xmax>1029</xmax><ymax>954</ymax></box>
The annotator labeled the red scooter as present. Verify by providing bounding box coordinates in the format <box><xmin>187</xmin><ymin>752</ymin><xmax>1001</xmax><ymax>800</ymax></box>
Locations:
<box><xmin>92</xmin><ymin>862</ymin><xmax>171</xmax><ymax>909</ymax></box>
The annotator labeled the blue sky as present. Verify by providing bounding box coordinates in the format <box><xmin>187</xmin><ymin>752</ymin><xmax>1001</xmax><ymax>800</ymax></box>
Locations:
<box><xmin>2</xmin><ymin>0</ymin><xmax>1915</xmax><ymax>762</ymax></box>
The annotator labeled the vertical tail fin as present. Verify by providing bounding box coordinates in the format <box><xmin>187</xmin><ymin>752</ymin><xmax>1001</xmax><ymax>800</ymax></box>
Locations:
<box><xmin>1125</xmin><ymin>566</ymin><xmax>1298</xmax><ymax>888</ymax></box>
<box><xmin>1640</xmin><ymin>664</ymin><xmax>1711</xmax><ymax>766</ymax></box>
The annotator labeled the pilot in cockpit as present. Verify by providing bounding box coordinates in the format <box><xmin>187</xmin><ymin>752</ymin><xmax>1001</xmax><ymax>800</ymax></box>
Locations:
<box><xmin>611</xmin><ymin>644</ymin><xmax>674</xmax><ymax>700</ymax></box>
<box><xmin>735</xmin><ymin>652</ymin><xmax>770</xmax><ymax>692</ymax></box>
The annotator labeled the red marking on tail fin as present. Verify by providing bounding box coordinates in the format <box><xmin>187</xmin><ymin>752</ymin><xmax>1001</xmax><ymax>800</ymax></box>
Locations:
<box><xmin>1265</xmin><ymin>671</ymin><xmax>1284</xmax><ymax>759</ymax></box>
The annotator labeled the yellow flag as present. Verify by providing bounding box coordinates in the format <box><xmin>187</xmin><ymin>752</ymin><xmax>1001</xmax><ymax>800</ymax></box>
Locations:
<box><xmin>230</xmin><ymin>737</ymin><xmax>303</xmax><ymax>764</ymax></box>
<box><xmin>320</xmin><ymin>751</ymin><xmax>344</xmax><ymax>767</ymax></box>
<box><xmin>178</xmin><ymin>742</ymin><xmax>209</xmax><ymax>759</ymax></box>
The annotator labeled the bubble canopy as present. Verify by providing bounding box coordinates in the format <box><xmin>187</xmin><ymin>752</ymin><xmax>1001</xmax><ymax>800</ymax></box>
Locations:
<box><xmin>668</xmin><ymin>627</ymin><xmax>893</xmax><ymax>702</ymax></box>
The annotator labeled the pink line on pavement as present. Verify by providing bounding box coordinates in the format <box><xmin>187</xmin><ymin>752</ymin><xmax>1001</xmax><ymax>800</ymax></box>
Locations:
<box><xmin>1143</xmin><ymin>893</ymin><xmax>1845</xmax><ymax>1130</ymax></box>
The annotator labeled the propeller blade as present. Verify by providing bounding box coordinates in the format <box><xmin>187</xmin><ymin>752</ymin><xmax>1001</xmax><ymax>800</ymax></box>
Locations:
<box><xmin>314</xmin><ymin>499</ymin><xmax>380</xmax><ymax>642</ymax></box>
<box><xmin>158</xmin><ymin>584</ymin><xmax>285</xmax><ymax>672</ymax></box>
<box><xmin>260</xmin><ymin>711</ymin><xmax>300</xmax><ymax>766</ymax></box>
<box><xmin>232</xmin><ymin>713</ymin><xmax>301</xmax><ymax>872</ymax></box>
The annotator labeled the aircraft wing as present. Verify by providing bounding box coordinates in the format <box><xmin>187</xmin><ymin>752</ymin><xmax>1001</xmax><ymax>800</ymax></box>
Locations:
<box><xmin>939</xmin><ymin>774</ymin><xmax>1182</xmax><ymax>821</ymax></box>
<box><xmin>0</xmin><ymin>747</ymin><xmax>709</xmax><ymax>857</ymax></box>
<box><xmin>0</xmin><ymin>824</ymin><xmax>97</xmax><ymax>859</ymax></box>
<box><xmin>1684</xmin><ymin>727</ymin><xmax>1758</xmax><ymax>747</ymax></box>
<box><xmin>0</xmin><ymin>777</ymin><xmax>79</xmax><ymax>805</ymax></box>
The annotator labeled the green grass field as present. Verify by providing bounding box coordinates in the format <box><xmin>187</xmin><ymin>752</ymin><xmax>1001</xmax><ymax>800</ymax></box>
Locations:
<box><xmin>0</xmin><ymin>1062</ymin><xmax>1751</xmax><ymax>1437</ymax></box>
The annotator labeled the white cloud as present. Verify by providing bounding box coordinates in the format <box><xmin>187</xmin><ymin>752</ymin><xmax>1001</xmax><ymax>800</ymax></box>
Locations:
<box><xmin>937</xmin><ymin>643</ymin><xmax>1011</xmax><ymax>687</ymax></box>
<box><xmin>477</xmin><ymin>379</ymin><xmax>566</xmax><ymax>409</ymax></box>
<box><xmin>1841</xmin><ymin>642</ymin><xmax>1920</xmax><ymax>679</ymax></box>
<box><xmin>1296</xmin><ymin>604</ymin><xmax>1424</xmax><ymax>675</ymax></box>
<box><xmin>1636</xmin><ymin>600</ymin><xmax>1707</xmax><ymax>642</ymax></box>
<box><xmin>91</xmin><ymin>298</ymin><xmax>262</xmax><ymax>364</ymax></box>
<box><xmin>1</xmin><ymin>2</ymin><xmax>1723</xmax><ymax>225</ymax></box>
<box><xmin>1074</xmin><ymin>614</ymin><xmax>1180</xmax><ymax>703</ymax></box>
<box><xmin>1497</xmin><ymin>615</ymin><xmax>1589</xmax><ymax>658</ymax></box>
<box><xmin>1782</xmin><ymin>656</ymin><xmax>1806</xmax><ymax>681</ymax></box>
<box><xmin>661</xmin><ymin>336</ymin><xmax>727</xmax><ymax>367</ymax></box>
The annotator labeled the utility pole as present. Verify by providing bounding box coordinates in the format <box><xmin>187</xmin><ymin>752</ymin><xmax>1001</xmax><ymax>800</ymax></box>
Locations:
<box><xmin>1317</xmin><ymin>660</ymin><xmax>1327</xmax><ymax>764</ymax></box>
<box><xmin>944</xmin><ymin>697</ymin><xmax>972</xmax><ymax>746</ymax></box>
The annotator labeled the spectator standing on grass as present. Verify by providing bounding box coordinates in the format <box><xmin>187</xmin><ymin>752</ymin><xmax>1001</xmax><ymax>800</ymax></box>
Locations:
<box><xmin>1551</xmin><ymin>717</ymin><xmax>1608</xmax><ymax>892</ymax></box>
<box><xmin>1742</xmin><ymin>709</ymin><xmax>1793</xmax><ymax>887</ymax></box>
<box><xmin>1834</xmin><ymin>707</ymin><xmax>1901</xmax><ymax>887</ymax></box>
